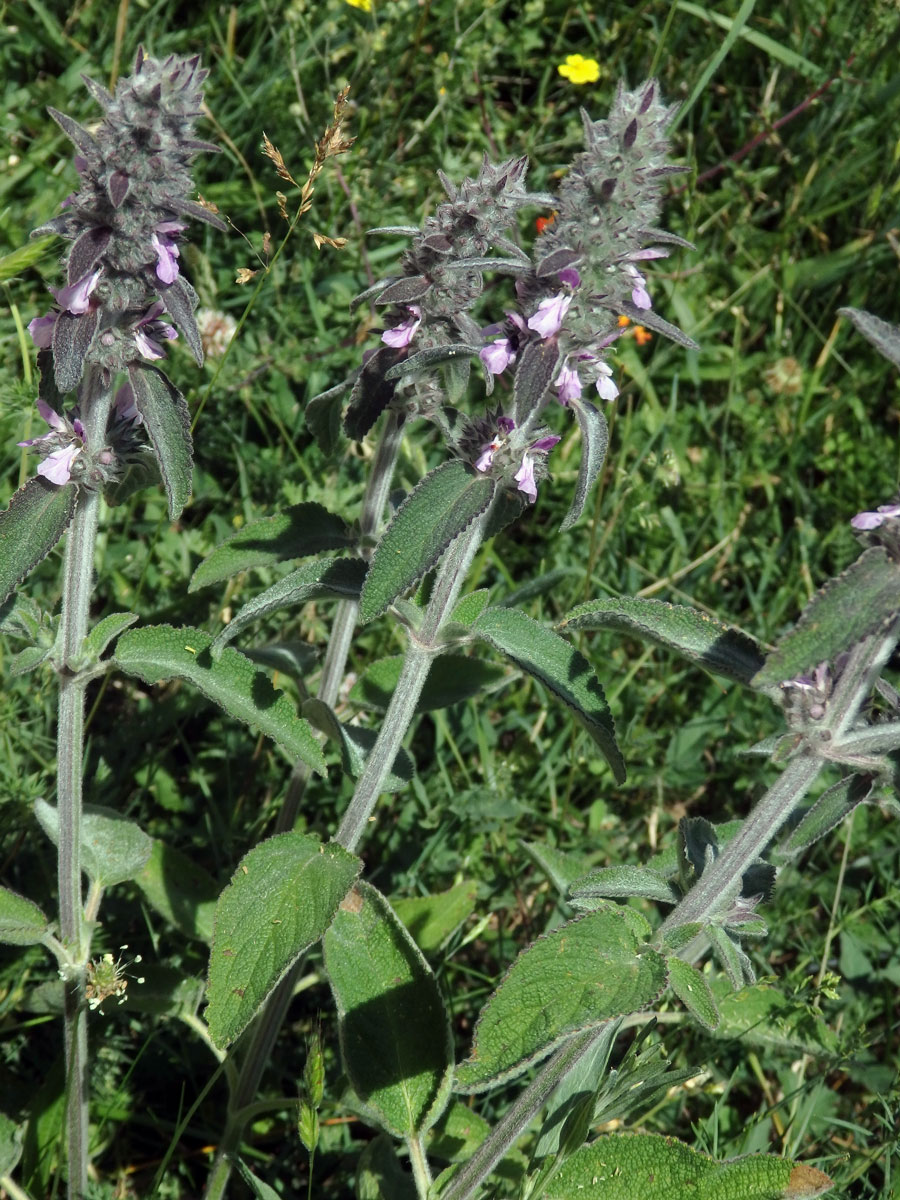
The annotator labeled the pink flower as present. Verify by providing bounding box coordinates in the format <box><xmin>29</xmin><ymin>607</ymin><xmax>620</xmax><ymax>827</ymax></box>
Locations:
<box><xmin>52</xmin><ymin>267</ymin><xmax>102</xmax><ymax>315</ymax></box>
<box><xmin>37</xmin><ymin>443</ymin><xmax>82</xmax><ymax>485</ymax></box>
<box><xmin>555</xmin><ymin>363</ymin><xmax>583</xmax><ymax>406</ymax></box>
<box><xmin>480</xmin><ymin>337</ymin><xmax>516</xmax><ymax>375</ymax></box>
<box><xmin>382</xmin><ymin>305</ymin><xmax>422</xmax><ymax>348</ymax></box>
<box><xmin>475</xmin><ymin>441</ymin><xmax>500</xmax><ymax>472</ymax></box>
<box><xmin>18</xmin><ymin>401</ymin><xmax>84</xmax><ymax>485</ymax></box>
<box><xmin>151</xmin><ymin>220</ymin><xmax>185</xmax><ymax>284</ymax></box>
<box><xmin>28</xmin><ymin>312</ymin><xmax>59</xmax><ymax>349</ymax></box>
<box><xmin>625</xmin><ymin>264</ymin><xmax>651</xmax><ymax>310</ymax></box>
<box><xmin>851</xmin><ymin>503</ymin><xmax>900</xmax><ymax>531</ymax></box>
<box><xmin>134</xmin><ymin>301</ymin><xmax>178</xmax><ymax>360</ymax></box>
<box><xmin>527</xmin><ymin>292</ymin><xmax>571</xmax><ymax>339</ymax></box>
<box><xmin>514</xmin><ymin>453</ymin><xmax>538</xmax><ymax>501</ymax></box>
<box><xmin>595</xmin><ymin>361</ymin><xmax>619</xmax><ymax>401</ymax></box>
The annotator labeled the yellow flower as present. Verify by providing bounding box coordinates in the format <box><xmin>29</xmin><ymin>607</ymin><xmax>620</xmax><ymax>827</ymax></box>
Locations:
<box><xmin>345</xmin><ymin>0</ymin><xmax>372</xmax><ymax>10</ymax></box>
<box><xmin>557</xmin><ymin>54</ymin><xmax>600</xmax><ymax>85</ymax></box>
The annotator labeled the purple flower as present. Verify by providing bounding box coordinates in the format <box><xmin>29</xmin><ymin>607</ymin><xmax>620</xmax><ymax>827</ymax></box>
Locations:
<box><xmin>555</xmin><ymin>363</ymin><xmax>583</xmax><ymax>406</ymax></box>
<box><xmin>37</xmin><ymin>443</ymin><xmax>82</xmax><ymax>485</ymax></box>
<box><xmin>557</xmin><ymin>267</ymin><xmax>581</xmax><ymax>289</ymax></box>
<box><xmin>134</xmin><ymin>301</ymin><xmax>178</xmax><ymax>360</ymax></box>
<box><xmin>18</xmin><ymin>400</ymin><xmax>84</xmax><ymax>485</ymax></box>
<box><xmin>28</xmin><ymin>312</ymin><xmax>59</xmax><ymax>349</ymax></box>
<box><xmin>51</xmin><ymin>267</ymin><xmax>102</xmax><ymax>315</ymax></box>
<box><xmin>474</xmin><ymin>416</ymin><xmax>516</xmax><ymax>473</ymax></box>
<box><xmin>625</xmin><ymin>264</ymin><xmax>651</xmax><ymax>310</ymax></box>
<box><xmin>527</xmin><ymin>292</ymin><xmax>571</xmax><ymax>339</ymax></box>
<box><xmin>113</xmin><ymin>382</ymin><xmax>142</xmax><ymax>426</ymax></box>
<box><xmin>382</xmin><ymin>305</ymin><xmax>422</xmax><ymax>348</ymax></box>
<box><xmin>851</xmin><ymin>503</ymin><xmax>900</xmax><ymax>530</ymax></box>
<box><xmin>514</xmin><ymin>453</ymin><xmax>538</xmax><ymax>501</ymax></box>
<box><xmin>595</xmin><ymin>361</ymin><xmax>619</xmax><ymax>401</ymax></box>
<box><xmin>151</xmin><ymin>220</ymin><xmax>185</xmax><ymax>284</ymax></box>
<box><xmin>480</xmin><ymin>337</ymin><xmax>517</xmax><ymax>375</ymax></box>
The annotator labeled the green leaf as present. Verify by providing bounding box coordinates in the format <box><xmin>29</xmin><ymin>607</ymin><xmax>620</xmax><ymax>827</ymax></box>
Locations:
<box><xmin>541</xmin><ymin>1132</ymin><xmax>833</xmax><ymax>1199</ymax></box>
<box><xmin>301</xmin><ymin>698</ymin><xmax>414</xmax><ymax>792</ymax></box>
<box><xmin>359</xmin><ymin>460</ymin><xmax>495</xmax><ymax>623</ymax></box>
<box><xmin>521</xmin><ymin>840</ymin><xmax>593</xmax><ymax>895</ymax></box>
<box><xmin>390</xmin><ymin>880</ymin><xmax>479</xmax><ymax>954</ymax></box>
<box><xmin>206</xmin><ymin>832</ymin><xmax>361</xmax><ymax>1048</ymax></box>
<box><xmin>777</xmin><ymin>775</ymin><xmax>873</xmax><ymax>861</ymax></box>
<box><xmin>709</xmin><ymin>979</ymin><xmax>839</xmax><ymax>1056</ymax></box>
<box><xmin>127</xmin><ymin>363</ymin><xmax>193</xmax><ymax>520</ymax></box>
<box><xmin>569</xmin><ymin>865</ymin><xmax>678</xmax><ymax>907</ymax></box>
<box><xmin>559</xmin><ymin>596</ymin><xmax>764</xmax><ymax>686</ymax></box>
<box><xmin>357</xmin><ymin>1134</ymin><xmax>418</xmax><ymax>1200</ymax></box>
<box><xmin>667</xmin><ymin>956</ymin><xmax>720</xmax><ymax>1031</ymax></box>
<box><xmin>134</xmin><ymin>839</ymin><xmax>219</xmax><ymax>943</ymax></box>
<box><xmin>79</xmin><ymin>611</ymin><xmax>138</xmax><ymax>665</ymax></box>
<box><xmin>0</xmin><ymin>1110</ymin><xmax>23</xmax><ymax>1177</ymax></box>
<box><xmin>241</xmin><ymin>641</ymin><xmax>319</xmax><ymax>680</ymax></box>
<box><xmin>212</xmin><ymin>558</ymin><xmax>366</xmax><ymax>654</ymax></box>
<box><xmin>471</xmin><ymin>607</ymin><xmax>625</xmax><ymax>783</ymax></box>
<box><xmin>839</xmin><ymin>306</ymin><xmax>900</xmax><ymax>370</ymax></box>
<box><xmin>513</xmin><ymin>337</ymin><xmax>559</xmax><ymax>423</ymax></box>
<box><xmin>426</xmin><ymin>1101</ymin><xmax>528</xmax><ymax>1179</ymax></box>
<box><xmin>114</xmin><ymin>624</ymin><xmax>327</xmax><ymax>776</ymax></box>
<box><xmin>34</xmin><ymin>799</ymin><xmax>152</xmax><ymax>887</ymax></box>
<box><xmin>449</xmin><ymin>589</ymin><xmax>492</xmax><ymax>626</ymax></box>
<box><xmin>324</xmin><ymin>881</ymin><xmax>453</xmax><ymax>1137</ymax></box>
<box><xmin>348</xmin><ymin>654</ymin><xmax>507</xmax><ymax>713</ymax></box>
<box><xmin>0</xmin><ymin>886</ymin><xmax>49</xmax><ymax>946</ymax></box>
<box><xmin>753</xmin><ymin>548</ymin><xmax>900</xmax><ymax>688</ymax></box>
<box><xmin>0</xmin><ymin>476</ymin><xmax>76</xmax><ymax>606</ymax></box>
<box><xmin>232</xmin><ymin>1158</ymin><xmax>282</xmax><ymax>1200</ymax></box>
<box><xmin>559</xmin><ymin>396</ymin><xmax>608</xmax><ymax>532</ymax></box>
<box><xmin>455</xmin><ymin>905</ymin><xmax>667</xmax><ymax>1092</ymax></box>
<box><xmin>384</xmin><ymin>343</ymin><xmax>483</xmax><ymax>381</ymax></box>
<box><xmin>189</xmin><ymin>502</ymin><xmax>354</xmax><ymax>591</ymax></box>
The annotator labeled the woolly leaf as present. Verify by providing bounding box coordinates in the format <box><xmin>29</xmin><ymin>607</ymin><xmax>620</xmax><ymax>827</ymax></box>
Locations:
<box><xmin>471</xmin><ymin>607</ymin><xmax>625</xmax><ymax>783</ymax></box>
<box><xmin>127</xmin><ymin>363</ymin><xmax>193</xmax><ymax>520</ymax></box>
<box><xmin>34</xmin><ymin>799</ymin><xmax>152</xmax><ymax>888</ymax></box>
<box><xmin>360</xmin><ymin>460</ymin><xmax>494</xmax><ymax>623</ymax></box>
<box><xmin>206</xmin><ymin>832</ymin><xmax>361</xmax><ymax>1047</ymax></box>
<box><xmin>667</xmin><ymin>956</ymin><xmax>719</xmax><ymax>1031</ymax></box>
<box><xmin>190</xmin><ymin>503</ymin><xmax>354</xmax><ymax>590</ymax></box>
<box><xmin>135</xmin><ymin>839</ymin><xmax>218</xmax><ymax>943</ymax></box>
<box><xmin>375</xmin><ymin>275</ymin><xmax>431</xmax><ymax>304</ymax></box>
<box><xmin>384</xmin><ymin>344</ymin><xmax>483</xmax><ymax>381</ymax></box>
<box><xmin>390</xmin><ymin>881</ymin><xmax>479</xmax><ymax>954</ymax></box>
<box><xmin>513</xmin><ymin>337</ymin><xmax>559</xmax><ymax>423</ymax></box>
<box><xmin>0</xmin><ymin>476</ymin><xmax>76</xmax><ymax>606</ymax></box>
<box><xmin>619</xmin><ymin>300</ymin><xmax>700</xmax><ymax>350</ymax></box>
<box><xmin>542</xmin><ymin>1133</ymin><xmax>832</xmax><ymax>1199</ymax></box>
<box><xmin>559</xmin><ymin>395</ymin><xmax>608</xmax><ymax>531</ymax></box>
<box><xmin>344</xmin><ymin>345</ymin><xmax>404</xmax><ymax>441</ymax></box>
<box><xmin>753</xmin><ymin>547</ymin><xmax>900</xmax><ymax>688</ymax></box>
<box><xmin>455</xmin><ymin>906</ymin><xmax>666</xmax><ymax>1091</ymax></box>
<box><xmin>160</xmin><ymin>274</ymin><xmax>203</xmax><ymax>364</ymax></box>
<box><xmin>559</xmin><ymin>596</ymin><xmax>764</xmax><ymax>686</ymax></box>
<box><xmin>52</xmin><ymin>307</ymin><xmax>99</xmax><ymax>393</ymax></box>
<box><xmin>324</xmin><ymin>882</ymin><xmax>453</xmax><ymax>1136</ymax></box>
<box><xmin>0</xmin><ymin>887</ymin><xmax>48</xmax><ymax>946</ymax></box>
<box><xmin>212</xmin><ymin>558</ymin><xmax>366</xmax><ymax>653</ymax></box>
<box><xmin>114</xmin><ymin>624</ymin><xmax>327</xmax><ymax>775</ymax></box>
<box><xmin>569</xmin><ymin>865</ymin><xmax>678</xmax><ymax>906</ymax></box>
<box><xmin>839</xmin><ymin>307</ymin><xmax>900</xmax><ymax>369</ymax></box>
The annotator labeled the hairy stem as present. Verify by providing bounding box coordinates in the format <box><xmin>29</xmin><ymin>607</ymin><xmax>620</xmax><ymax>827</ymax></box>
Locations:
<box><xmin>56</xmin><ymin>368</ymin><xmax>112</xmax><ymax>1199</ymax></box>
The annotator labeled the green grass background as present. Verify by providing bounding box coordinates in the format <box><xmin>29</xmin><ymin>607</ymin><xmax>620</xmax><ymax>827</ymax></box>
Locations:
<box><xmin>1</xmin><ymin>0</ymin><xmax>899</xmax><ymax>1196</ymax></box>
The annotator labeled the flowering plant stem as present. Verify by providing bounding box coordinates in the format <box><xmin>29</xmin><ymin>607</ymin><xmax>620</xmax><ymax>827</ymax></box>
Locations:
<box><xmin>55</xmin><ymin>368</ymin><xmax>112</xmax><ymax>1200</ymax></box>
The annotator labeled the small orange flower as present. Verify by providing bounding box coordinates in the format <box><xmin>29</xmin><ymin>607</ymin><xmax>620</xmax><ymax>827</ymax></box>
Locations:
<box><xmin>617</xmin><ymin>314</ymin><xmax>631</xmax><ymax>327</ymax></box>
<box><xmin>536</xmin><ymin>213</ymin><xmax>556</xmax><ymax>234</ymax></box>
<box><xmin>633</xmin><ymin>325</ymin><xmax>653</xmax><ymax>345</ymax></box>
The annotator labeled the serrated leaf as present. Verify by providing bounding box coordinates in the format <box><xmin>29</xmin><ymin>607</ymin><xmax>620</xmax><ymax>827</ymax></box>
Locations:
<box><xmin>134</xmin><ymin>839</ymin><xmax>218</xmax><ymax>943</ymax></box>
<box><xmin>569</xmin><ymin>865</ymin><xmax>678</xmax><ymax>906</ymax></box>
<box><xmin>455</xmin><ymin>906</ymin><xmax>666</xmax><ymax>1092</ymax></box>
<box><xmin>384</xmin><ymin>343</ymin><xmax>482</xmax><ymax>381</ymax></box>
<box><xmin>521</xmin><ymin>840</ymin><xmax>593</xmax><ymax>895</ymax></box>
<box><xmin>541</xmin><ymin>1132</ymin><xmax>832</xmax><ymax>1199</ymax></box>
<box><xmin>212</xmin><ymin>558</ymin><xmax>366</xmax><ymax>653</ymax></box>
<box><xmin>375</xmin><ymin>275</ymin><xmax>432</xmax><ymax>304</ymax></box>
<box><xmin>513</xmin><ymin>337</ymin><xmax>559</xmax><ymax>423</ymax></box>
<box><xmin>839</xmin><ymin>306</ymin><xmax>900</xmax><ymax>369</ymax></box>
<box><xmin>709</xmin><ymin>978</ymin><xmax>838</xmax><ymax>1056</ymax></box>
<box><xmin>34</xmin><ymin>799</ymin><xmax>151</xmax><ymax>887</ymax></box>
<box><xmin>559</xmin><ymin>396</ymin><xmax>608</xmax><ymax>531</ymax></box>
<box><xmin>114</xmin><ymin>625</ymin><xmax>327</xmax><ymax>775</ymax></box>
<box><xmin>471</xmin><ymin>607</ymin><xmax>625</xmax><ymax>783</ymax></box>
<box><xmin>449</xmin><ymin>589</ymin><xmax>492</xmax><ymax>626</ymax></box>
<box><xmin>777</xmin><ymin>774</ymin><xmax>873</xmax><ymax>861</ymax></box>
<box><xmin>189</xmin><ymin>503</ymin><xmax>354</xmax><ymax>591</ymax></box>
<box><xmin>344</xmin><ymin>345</ymin><xmax>404</xmax><ymax>441</ymax></box>
<box><xmin>753</xmin><ymin>547</ymin><xmax>900</xmax><ymax>688</ymax></box>
<box><xmin>207</xmin><ymin>832</ymin><xmax>361</xmax><ymax>1047</ymax></box>
<box><xmin>390</xmin><ymin>881</ymin><xmax>478</xmax><ymax>954</ymax></box>
<box><xmin>559</xmin><ymin>596</ymin><xmax>764</xmax><ymax>685</ymax></box>
<box><xmin>301</xmin><ymin>698</ymin><xmax>414</xmax><ymax>791</ymax></box>
<box><xmin>127</xmin><ymin>363</ymin><xmax>193</xmax><ymax>519</ymax></box>
<box><xmin>348</xmin><ymin>654</ymin><xmax>507</xmax><ymax>713</ymax></box>
<box><xmin>324</xmin><ymin>881</ymin><xmax>453</xmax><ymax>1137</ymax></box>
<box><xmin>619</xmin><ymin>301</ymin><xmax>700</xmax><ymax>349</ymax></box>
<box><xmin>359</xmin><ymin>461</ymin><xmax>495</xmax><ymax>624</ymax></box>
<box><xmin>709</xmin><ymin>926</ymin><xmax>754</xmax><ymax>989</ymax></box>
<box><xmin>9</xmin><ymin>645</ymin><xmax>54</xmax><ymax>677</ymax></box>
<box><xmin>0</xmin><ymin>886</ymin><xmax>49</xmax><ymax>946</ymax></box>
<box><xmin>0</xmin><ymin>476</ymin><xmax>77</xmax><ymax>606</ymax></box>
<box><xmin>667</xmin><ymin>956</ymin><xmax>720</xmax><ymax>1031</ymax></box>
<box><xmin>79</xmin><ymin>611</ymin><xmax>138</xmax><ymax>664</ymax></box>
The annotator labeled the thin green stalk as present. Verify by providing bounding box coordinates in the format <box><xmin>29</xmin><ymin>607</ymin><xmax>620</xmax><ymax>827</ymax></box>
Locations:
<box><xmin>408</xmin><ymin>1134</ymin><xmax>433</xmax><ymax>1198</ymax></box>
<box><xmin>55</xmin><ymin>370</ymin><xmax>113</xmax><ymax>1199</ymax></box>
